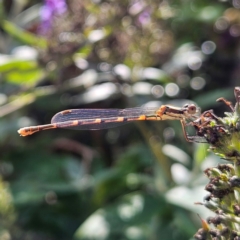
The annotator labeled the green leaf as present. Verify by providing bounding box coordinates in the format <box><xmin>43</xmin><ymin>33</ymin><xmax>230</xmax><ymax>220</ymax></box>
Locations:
<box><xmin>74</xmin><ymin>192</ymin><xmax>167</xmax><ymax>240</ymax></box>
<box><xmin>141</xmin><ymin>68</ymin><xmax>171</xmax><ymax>83</ymax></box>
<box><xmin>197</xmin><ymin>6</ymin><xmax>223</xmax><ymax>22</ymax></box>
<box><xmin>1</xmin><ymin>20</ymin><xmax>47</xmax><ymax>49</ymax></box>
<box><xmin>0</xmin><ymin>59</ymin><xmax>37</xmax><ymax>71</ymax></box>
<box><xmin>193</xmin><ymin>88</ymin><xmax>233</xmax><ymax>109</ymax></box>
<box><xmin>0</xmin><ymin>60</ymin><xmax>43</xmax><ymax>84</ymax></box>
<box><xmin>194</xmin><ymin>143</ymin><xmax>209</xmax><ymax>167</ymax></box>
<box><xmin>5</xmin><ymin>68</ymin><xmax>43</xmax><ymax>84</ymax></box>
<box><xmin>76</xmin><ymin>44</ymin><xmax>93</xmax><ymax>58</ymax></box>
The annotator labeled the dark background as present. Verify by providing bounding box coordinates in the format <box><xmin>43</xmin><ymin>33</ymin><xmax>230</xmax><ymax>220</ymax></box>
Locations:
<box><xmin>0</xmin><ymin>0</ymin><xmax>239</xmax><ymax>239</ymax></box>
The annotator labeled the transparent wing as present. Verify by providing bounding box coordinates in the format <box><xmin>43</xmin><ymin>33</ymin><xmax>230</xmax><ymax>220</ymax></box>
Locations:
<box><xmin>51</xmin><ymin>107</ymin><xmax>158</xmax><ymax>130</ymax></box>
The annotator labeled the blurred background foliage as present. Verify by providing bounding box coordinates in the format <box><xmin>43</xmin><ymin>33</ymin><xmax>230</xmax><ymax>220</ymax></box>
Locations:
<box><xmin>0</xmin><ymin>0</ymin><xmax>239</xmax><ymax>239</ymax></box>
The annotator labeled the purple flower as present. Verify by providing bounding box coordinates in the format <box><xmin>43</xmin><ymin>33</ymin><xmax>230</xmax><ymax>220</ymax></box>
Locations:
<box><xmin>39</xmin><ymin>0</ymin><xmax>67</xmax><ymax>34</ymax></box>
<box><xmin>138</xmin><ymin>9</ymin><xmax>151</xmax><ymax>26</ymax></box>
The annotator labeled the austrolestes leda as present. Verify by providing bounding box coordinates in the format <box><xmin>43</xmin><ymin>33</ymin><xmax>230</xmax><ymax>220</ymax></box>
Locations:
<box><xmin>18</xmin><ymin>103</ymin><xmax>200</xmax><ymax>140</ymax></box>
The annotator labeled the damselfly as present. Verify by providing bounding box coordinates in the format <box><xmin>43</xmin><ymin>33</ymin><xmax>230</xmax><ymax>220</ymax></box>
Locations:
<box><xmin>18</xmin><ymin>104</ymin><xmax>200</xmax><ymax>140</ymax></box>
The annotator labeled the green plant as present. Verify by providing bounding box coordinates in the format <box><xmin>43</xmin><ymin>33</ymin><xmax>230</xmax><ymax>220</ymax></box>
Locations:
<box><xmin>193</xmin><ymin>87</ymin><xmax>240</xmax><ymax>239</ymax></box>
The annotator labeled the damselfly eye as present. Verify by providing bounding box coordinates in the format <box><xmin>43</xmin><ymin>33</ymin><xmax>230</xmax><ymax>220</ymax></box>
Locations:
<box><xmin>234</xmin><ymin>87</ymin><xmax>240</xmax><ymax>102</ymax></box>
<box><xmin>187</xmin><ymin>104</ymin><xmax>197</xmax><ymax>114</ymax></box>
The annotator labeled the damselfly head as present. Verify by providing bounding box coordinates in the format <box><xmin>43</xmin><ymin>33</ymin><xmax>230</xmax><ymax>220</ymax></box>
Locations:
<box><xmin>183</xmin><ymin>103</ymin><xmax>201</xmax><ymax>117</ymax></box>
<box><xmin>186</xmin><ymin>104</ymin><xmax>197</xmax><ymax>114</ymax></box>
<box><xmin>234</xmin><ymin>86</ymin><xmax>240</xmax><ymax>103</ymax></box>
